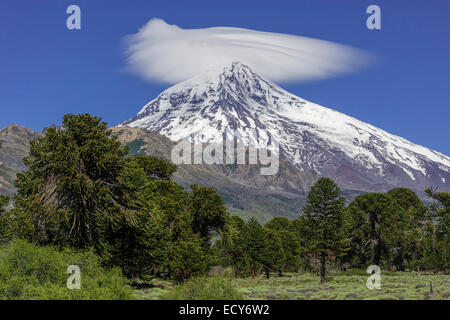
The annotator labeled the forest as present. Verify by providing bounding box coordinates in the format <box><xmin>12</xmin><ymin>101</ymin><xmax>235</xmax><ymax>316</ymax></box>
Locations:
<box><xmin>0</xmin><ymin>114</ymin><xmax>448</xmax><ymax>299</ymax></box>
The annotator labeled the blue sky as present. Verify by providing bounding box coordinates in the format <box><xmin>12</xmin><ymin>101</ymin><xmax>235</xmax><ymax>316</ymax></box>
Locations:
<box><xmin>1</xmin><ymin>0</ymin><xmax>449</xmax><ymax>155</ymax></box>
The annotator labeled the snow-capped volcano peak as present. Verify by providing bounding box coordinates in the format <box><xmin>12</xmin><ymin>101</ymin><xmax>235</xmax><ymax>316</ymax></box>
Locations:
<box><xmin>119</xmin><ymin>62</ymin><xmax>450</xmax><ymax>192</ymax></box>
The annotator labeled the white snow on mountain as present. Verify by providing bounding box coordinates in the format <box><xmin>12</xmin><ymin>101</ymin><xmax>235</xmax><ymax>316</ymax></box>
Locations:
<box><xmin>119</xmin><ymin>62</ymin><xmax>450</xmax><ymax>191</ymax></box>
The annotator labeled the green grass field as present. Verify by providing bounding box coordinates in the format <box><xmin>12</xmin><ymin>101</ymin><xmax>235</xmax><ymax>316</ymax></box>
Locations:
<box><xmin>133</xmin><ymin>272</ymin><xmax>450</xmax><ymax>300</ymax></box>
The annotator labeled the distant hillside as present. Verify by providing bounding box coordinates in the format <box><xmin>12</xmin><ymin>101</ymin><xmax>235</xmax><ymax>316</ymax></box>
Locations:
<box><xmin>0</xmin><ymin>124</ymin><xmax>365</xmax><ymax>222</ymax></box>
<box><xmin>0</xmin><ymin>124</ymin><xmax>42</xmax><ymax>196</ymax></box>
<box><xmin>111</xmin><ymin>127</ymin><xmax>322</xmax><ymax>222</ymax></box>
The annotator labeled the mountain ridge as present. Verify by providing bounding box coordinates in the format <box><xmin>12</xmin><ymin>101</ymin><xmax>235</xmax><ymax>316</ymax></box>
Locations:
<box><xmin>119</xmin><ymin>62</ymin><xmax>450</xmax><ymax>192</ymax></box>
<box><xmin>0</xmin><ymin>124</ymin><xmax>323</xmax><ymax>221</ymax></box>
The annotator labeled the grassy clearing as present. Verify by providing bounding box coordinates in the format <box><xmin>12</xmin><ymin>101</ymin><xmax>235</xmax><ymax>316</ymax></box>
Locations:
<box><xmin>133</xmin><ymin>272</ymin><xmax>450</xmax><ymax>300</ymax></box>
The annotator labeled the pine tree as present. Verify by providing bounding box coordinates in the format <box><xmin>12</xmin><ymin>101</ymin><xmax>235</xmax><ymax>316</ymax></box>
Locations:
<box><xmin>303</xmin><ymin>178</ymin><xmax>348</xmax><ymax>283</ymax></box>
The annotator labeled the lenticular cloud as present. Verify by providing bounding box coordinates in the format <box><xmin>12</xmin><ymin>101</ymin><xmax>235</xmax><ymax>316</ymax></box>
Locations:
<box><xmin>125</xmin><ymin>18</ymin><xmax>369</xmax><ymax>84</ymax></box>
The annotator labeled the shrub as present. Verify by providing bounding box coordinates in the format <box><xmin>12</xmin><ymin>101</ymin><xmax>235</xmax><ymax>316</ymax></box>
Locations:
<box><xmin>339</xmin><ymin>269</ymin><xmax>368</xmax><ymax>276</ymax></box>
<box><xmin>160</xmin><ymin>276</ymin><xmax>244</xmax><ymax>300</ymax></box>
<box><xmin>0</xmin><ymin>239</ymin><xmax>132</xmax><ymax>299</ymax></box>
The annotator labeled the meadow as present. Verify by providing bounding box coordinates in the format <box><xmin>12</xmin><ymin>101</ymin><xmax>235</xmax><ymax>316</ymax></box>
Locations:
<box><xmin>133</xmin><ymin>272</ymin><xmax>450</xmax><ymax>300</ymax></box>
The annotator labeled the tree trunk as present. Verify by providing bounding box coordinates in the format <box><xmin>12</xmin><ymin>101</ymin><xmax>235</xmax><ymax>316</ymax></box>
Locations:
<box><xmin>278</xmin><ymin>269</ymin><xmax>282</xmax><ymax>277</ymax></box>
<box><xmin>320</xmin><ymin>253</ymin><xmax>326</xmax><ymax>283</ymax></box>
<box><xmin>265</xmin><ymin>269</ymin><xmax>270</xmax><ymax>279</ymax></box>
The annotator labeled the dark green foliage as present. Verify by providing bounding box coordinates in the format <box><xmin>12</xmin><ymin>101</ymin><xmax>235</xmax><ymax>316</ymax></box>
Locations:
<box><xmin>264</xmin><ymin>217</ymin><xmax>292</xmax><ymax>231</ymax></box>
<box><xmin>102</xmin><ymin>160</ymin><xmax>227</xmax><ymax>281</ymax></box>
<box><xmin>277</xmin><ymin>230</ymin><xmax>301</xmax><ymax>273</ymax></box>
<box><xmin>346</xmin><ymin>192</ymin><xmax>411</xmax><ymax>270</ymax></box>
<box><xmin>302</xmin><ymin>178</ymin><xmax>348</xmax><ymax>283</ymax></box>
<box><xmin>131</xmin><ymin>154</ymin><xmax>177</xmax><ymax>180</ymax></box>
<box><xmin>217</xmin><ymin>215</ymin><xmax>250</xmax><ymax>277</ymax></box>
<box><xmin>0</xmin><ymin>195</ymin><xmax>11</xmax><ymax>244</ymax></box>
<box><xmin>11</xmin><ymin>114</ymin><xmax>129</xmax><ymax>248</ymax></box>
<box><xmin>166</xmin><ymin>230</ymin><xmax>209</xmax><ymax>283</ymax></box>
<box><xmin>101</xmin><ymin>156</ymin><xmax>176</xmax><ymax>279</ymax></box>
<box><xmin>262</xmin><ymin>228</ymin><xmax>285</xmax><ymax>278</ymax></box>
<box><xmin>419</xmin><ymin>188</ymin><xmax>450</xmax><ymax>272</ymax></box>
<box><xmin>264</xmin><ymin>217</ymin><xmax>300</xmax><ymax>273</ymax></box>
<box><xmin>387</xmin><ymin>188</ymin><xmax>427</xmax><ymax>222</ymax></box>
<box><xmin>3</xmin><ymin>112</ymin><xmax>448</xmax><ymax>290</ymax></box>
<box><xmin>244</xmin><ymin>218</ymin><xmax>267</xmax><ymax>277</ymax></box>
<box><xmin>292</xmin><ymin>216</ymin><xmax>313</xmax><ymax>271</ymax></box>
<box><xmin>0</xmin><ymin>195</ymin><xmax>8</xmax><ymax>214</ymax></box>
<box><xmin>191</xmin><ymin>184</ymin><xmax>229</xmax><ymax>241</ymax></box>
<box><xmin>0</xmin><ymin>239</ymin><xmax>132</xmax><ymax>299</ymax></box>
<box><xmin>8</xmin><ymin>113</ymin><xmax>232</xmax><ymax>283</ymax></box>
<box><xmin>388</xmin><ymin>188</ymin><xmax>425</xmax><ymax>211</ymax></box>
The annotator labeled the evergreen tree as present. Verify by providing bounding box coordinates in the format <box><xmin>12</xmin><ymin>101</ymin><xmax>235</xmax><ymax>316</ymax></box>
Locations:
<box><xmin>101</xmin><ymin>156</ymin><xmax>173</xmax><ymax>278</ymax></box>
<box><xmin>278</xmin><ymin>230</ymin><xmax>301</xmax><ymax>273</ymax></box>
<box><xmin>0</xmin><ymin>195</ymin><xmax>11</xmax><ymax>244</ymax></box>
<box><xmin>12</xmin><ymin>114</ymin><xmax>129</xmax><ymax>248</ymax></box>
<box><xmin>131</xmin><ymin>154</ymin><xmax>177</xmax><ymax>180</ymax></box>
<box><xmin>346</xmin><ymin>192</ymin><xmax>409</xmax><ymax>270</ymax></box>
<box><xmin>6</xmin><ymin>113</ymin><xmax>233</xmax><ymax>282</ymax></box>
<box><xmin>190</xmin><ymin>184</ymin><xmax>229</xmax><ymax>242</ymax></box>
<box><xmin>265</xmin><ymin>217</ymin><xmax>292</xmax><ymax>231</ymax></box>
<box><xmin>218</xmin><ymin>215</ymin><xmax>250</xmax><ymax>277</ymax></box>
<box><xmin>422</xmin><ymin>188</ymin><xmax>449</xmax><ymax>272</ymax></box>
<box><xmin>265</xmin><ymin>218</ymin><xmax>300</xmax><ymax>273</ymax></box>
<box><xmin>167</xmin><ymin>229</ymin><xmax>208</xmax><ymax>283</ymax></box>
<box><xmin>262</xmin><ymin>228</ymin><xmax>285</xmax><ymax>278</ymax></box>
<box><xmin>244</xmin><ymin>217</ymin><xmax>267</xmax><ymax>277</ymax></box>
<box><xmin>0</xmin><ymin>195</ymin><xmax>8</xmax><ymax>214</ymax></box>
<box><xmin>292</xmin><ymin>216</ymin><xmax>313</xmax><ymax>272</ymax></box>
<box><xmin>387</xmin><ymin>188</ymin><xmax>427</xmax><ymax>269</ymax></box>
<box><xmin>302</xmin><ymin>178</ymin><xmax>348</xmax><ymax>283</ymax></box>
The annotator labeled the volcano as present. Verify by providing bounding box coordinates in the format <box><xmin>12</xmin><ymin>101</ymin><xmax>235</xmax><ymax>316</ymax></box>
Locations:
<box><xmin>119</xmin><ymin>62</ymin><xmax>450</xmax><ymax>192</ymax></box>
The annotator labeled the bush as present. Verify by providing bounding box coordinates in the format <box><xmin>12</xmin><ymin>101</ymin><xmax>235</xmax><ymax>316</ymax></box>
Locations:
<box><xmin>339</xmin><ymin>269</ymin><xmax>368</xmax><ymax>276</ymax></box>
<box><xmin>160</xmin><ymin>276</ymin><xmax>244</xmax><ymax>300</ymax></box>
<box><xmin>0</xmin><ymin>239</ymin><xmax>132</xmax><ymax>299</ymax></box>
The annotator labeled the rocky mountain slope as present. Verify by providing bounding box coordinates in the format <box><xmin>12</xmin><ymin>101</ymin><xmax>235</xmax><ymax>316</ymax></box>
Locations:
<box><xmin>0</xmin><ymin>124</ymin><xmax>42</xmax><ymax>195</ymax></box>
<box><xmin>0</xmin><ymin>124</ymin><xmax>323</xmax><ymax>221</ymax></box>
<box><xmin>111</xmin><ymin>127</ymin><xmax>321</xmax><ymax>221</ymax></box>
<box><xmin>120</xmin><ymin>62</ymin><xmax>450</xmax><ymax>192</ymax></box>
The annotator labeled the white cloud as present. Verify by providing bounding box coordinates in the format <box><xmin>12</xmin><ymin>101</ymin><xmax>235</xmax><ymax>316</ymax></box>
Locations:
<box><xmin>125</xmin><ymin>18</ymin><xmax>370</xmax><ymax>84</ymax></box>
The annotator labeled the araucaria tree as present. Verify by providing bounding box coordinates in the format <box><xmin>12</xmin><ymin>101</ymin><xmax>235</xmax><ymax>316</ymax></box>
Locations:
<box><xmin>12</xmin><ymin>114</ymin><xmax>129</xmax><ymax>248</ymax></box>
<box><xmin>9</xmin><ymin>113</ymin><xmax>231</xmax><ymax>281</ymax></box>
<box><xmin>302</xmin><ymin>178</ymin><xmax>349</xmax><ymax>283</ymax></box>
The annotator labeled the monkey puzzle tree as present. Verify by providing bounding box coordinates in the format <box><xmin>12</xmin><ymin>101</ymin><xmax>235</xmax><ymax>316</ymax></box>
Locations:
<box><xmin>422</xmin><ymin>188</ymin><xmax>450</xmax><ymax>272</ymax></box>
<box><xmin>244</xmin><ymin>217</ymin><xmax>267</xmax><ymax>277</ymax></box>
<box><xmin>190</xmin><ymin>184</ymin><xmax>229</xmax><ymax>242</ymax></box>
<box><xmin>265</xmin><ymin>217</ymin><xmax>300</xmax><ymax>273</ymax></box>
<box><xmin>262</xmin><ymin>228</ymin><xmax>285</xmax><ymax>278</ymax></box>
<box><xmin>302</xmin><ymin>178</ymin><xmax>349</xmax><ymax>283</ymax></box>
<box><xmin>11</xmin><ymin>113</ymin><xmax>131</xmax><ymax>248</ymax></box>
<box><xmin>217</xmin><ymin>215</ymin><xmax>250</xmax><ymax>276</ymax></box>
